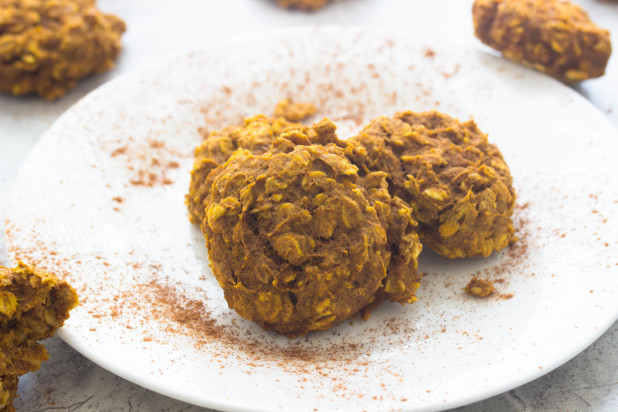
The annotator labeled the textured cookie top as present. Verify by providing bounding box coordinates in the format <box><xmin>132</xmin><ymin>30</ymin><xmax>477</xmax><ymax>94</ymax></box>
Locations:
<box><xmin>204</xmin><ymin>143</ymin><xmax>409</xmax><ymax>335</ymax></box>
<box><xmin>349</xmin><ymin>111</ymin><xmax>516</xmax><ymax>258</ymax></box>
<box><xmin>187</xmin><ymin>115</ymin><xmax>319</xmax><ymax>225</ymax></box>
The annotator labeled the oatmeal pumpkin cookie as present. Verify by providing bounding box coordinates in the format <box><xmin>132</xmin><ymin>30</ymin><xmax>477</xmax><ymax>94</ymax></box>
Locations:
<box><xmin>349</xmin><ymin>111</ymin><xmax>516</xmax><ymax>259</ymax></box>
<box><xmin>202</xmin><ymin>136</ymin><xmax>421</xmax><ymax>335</ymax></box>
<box><xmin>0</xmin><ymin>0</ymin><xmax>126</xmax><ymax>100</ymax></box>
<box><xmin>276</xmin><ymin>0</ymin><xmax>334</xmax><ymax>11</ymax></box>
<box><xmin>472</xmin><ymin>0</ymin><xmax>612</xmax><ymax>81</ymax></box>
<box><xmin>0</xmin><ymin>262</ymin><xmax>78</xmax><ymax>412</ymax></box>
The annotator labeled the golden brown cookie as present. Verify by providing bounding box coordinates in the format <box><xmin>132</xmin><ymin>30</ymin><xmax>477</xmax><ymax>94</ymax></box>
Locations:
<box><xmin>0</xmin><ymin>262</ymin><xmax>78</xmax><ymax>411</ymax></box>
<box><xmin>202</xmin><ymin>138</ymin><xmax>421</xmax><ymax>335</ymax></box>
<box><xmin>472</xmin><ymin>0</ymin><xmax>611</xmax><ymax>81</ymax></box>
<box><xmin>0</xmin><ymin>0</ymin><xmax>126</xmax><ymax>100</ymax></box>
<box><xmin>349</xmin><ymin>111</ymin><xmax>516</xmax><ymax>259</ymax></box>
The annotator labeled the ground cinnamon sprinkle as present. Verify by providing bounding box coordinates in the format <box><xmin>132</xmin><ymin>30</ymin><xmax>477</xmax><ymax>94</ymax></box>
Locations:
<box><xmin>441</xmin><ymin>64</ymin><xmax>461</xmax><ymax>79</ymax></box>
<box><xmin>107</xmin><ymin>280</ymin><xmax>369</xmax><ymax>366</ymax></box>
<box><xmin>497</xmin><ymin>293</ymin><xmax>514</xmax><ymax>300</ymax></box>
<box><xmin>110</xmin><ymin>146</ymin><xmax>127</xmax><ymax>157</ymax></box>
<box><xmin>106</xmin><ymin>137</ymin><xmax>191</xmax><ymax>188</ymax></box>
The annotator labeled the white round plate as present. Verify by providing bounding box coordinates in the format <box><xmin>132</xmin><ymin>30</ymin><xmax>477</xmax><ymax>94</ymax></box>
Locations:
<box><xmin>5</xmin><ymin>27</ymin><xmax>618</xmax><ymax>411</ymax></box>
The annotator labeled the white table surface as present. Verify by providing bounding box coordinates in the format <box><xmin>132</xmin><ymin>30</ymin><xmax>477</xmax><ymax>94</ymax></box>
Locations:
<box><xmin>1</xmin><ymin>1</ymin><xmax>617</xmax><ymax>411</ymax></box>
